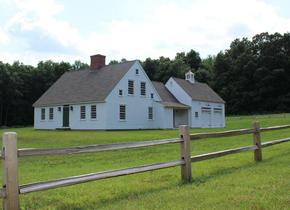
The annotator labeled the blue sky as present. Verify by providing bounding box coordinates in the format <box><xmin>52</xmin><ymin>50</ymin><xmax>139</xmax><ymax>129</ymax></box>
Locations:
<box><xmin>0</xmin><ymin>0</ymin><xmax>289</xmax><ymax>65</ymax></box>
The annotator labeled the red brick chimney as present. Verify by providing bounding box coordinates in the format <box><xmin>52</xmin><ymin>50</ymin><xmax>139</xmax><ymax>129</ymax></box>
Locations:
<box><xmin>90</xmin><ymin>54</ymin><xmax>106</xmax><ymax>70</ymax></box>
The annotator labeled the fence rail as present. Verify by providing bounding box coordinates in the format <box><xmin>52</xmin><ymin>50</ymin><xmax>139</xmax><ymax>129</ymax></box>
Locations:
<box><xmin>19</xmin><ymin>159</ymin><xmax>184</xmax><ymax>194</ymax></box>
<box><xmin>1</xmin><ymin>122</ymin><xmax>290</xmax><ymax>209</ymax></box>
<box><xmin>17</xmin><ymin>137</ymin><xmax>181</xmax><ymax>158</ymax></box>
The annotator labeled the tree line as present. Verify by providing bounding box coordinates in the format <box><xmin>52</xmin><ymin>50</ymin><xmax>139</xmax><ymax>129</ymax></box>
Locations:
<box><xmin>1</xmin><ymin>32</ymin><xmax>290</xmax><ymax>126</ymax></box>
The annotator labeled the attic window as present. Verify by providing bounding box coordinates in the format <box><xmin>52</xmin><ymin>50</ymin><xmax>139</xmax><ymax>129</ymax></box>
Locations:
<box><xmin>128</xmin><ymin>80</ymin><xmax>134</xmax><ymax>95</ymax></box>
<box><xmin>151</xmin><ymin>93</ymin><xmax>154</xmax><ymax>99</ymax></box>
<box><xmin>135</xmin><ymin>69</ymin><xmax>139</xmax><ymax>75</ymax></box>
<box><xmin>119</xmin><ymin>89</ymin><xmax>123</xmax><ymax>96</ymax></box>
<box><xmin>140</xmin><ymin>82</ymin><xmax>146</xmax><ymax>96</ymax></box>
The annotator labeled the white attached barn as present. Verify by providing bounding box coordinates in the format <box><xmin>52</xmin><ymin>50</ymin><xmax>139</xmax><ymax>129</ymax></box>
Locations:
<box><xmin>33</xmin><ymin>54</ymin><xmax>225</xmax><ymax>130</ymax></box>
<box><xmin>165</xmin><ymin>71</ymin><xmax>225</xmax><ymax>128</ymax></box>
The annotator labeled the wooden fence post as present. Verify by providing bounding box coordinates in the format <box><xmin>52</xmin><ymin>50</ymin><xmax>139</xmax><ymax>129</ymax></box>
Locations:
<box><xmin>179</xmin><ymin>125</ymin><xmax>192</xmax><ymax>182</ymax></box>
<box><xmin>252</xmin><ymin>122</ymin><xmax>262</xmax><ymax>161</ymax></box>
<box><xmin>2</xmin><ymin>132</ymin><xmax>19</xmax><ymax>210</ymax></box>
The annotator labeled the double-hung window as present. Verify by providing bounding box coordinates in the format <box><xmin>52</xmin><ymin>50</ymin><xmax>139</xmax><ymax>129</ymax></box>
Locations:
<box><xmin>128</xmin><ymin>80</ymin><xmax>134</xmax><ymax>95</ymax></box>
<box><xmin>80</xmin><ymin>106</ymin><xmax>86</xmax><ymax>119</ymax></box>
<box><xmin>140</xmin><ymin>82</ymin><xmax>146</xmax><ymax>96</ymax></box>
<box><xmin>91</xmin><ymin>105</ymin><xmax>96</xmax><ymax>119</ymax></box>
<box><xmin>119</xmin><ymin>105</ymin><xmax>126</xmax><ymax>120</ymax></box>
<box><xmin>41</xmin><ymin>108</ymin><xmax>45</xmax><ymax>120</ymax></box>
<box><xmin>49</xmin><ymin>108</ymin><xmax>54</xmax><ymax>120</ymax></box>
<box><xmin>148</xmin><ymin>107</ymin><xmax>153</xmax><ymax>120</ymax></box>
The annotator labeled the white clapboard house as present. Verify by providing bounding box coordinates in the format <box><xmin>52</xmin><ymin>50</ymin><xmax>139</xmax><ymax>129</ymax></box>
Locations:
<box><xmin>33</xmin><ymin>54</ymin><xmax>225</xmax><ymax>130</ymax></box>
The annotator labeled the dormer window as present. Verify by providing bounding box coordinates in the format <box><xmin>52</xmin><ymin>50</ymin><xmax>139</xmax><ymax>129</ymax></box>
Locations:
<box><xmin>135</xmin><ymin>69</ymin><xmax>139</xmax><ymax>75</ymax></box>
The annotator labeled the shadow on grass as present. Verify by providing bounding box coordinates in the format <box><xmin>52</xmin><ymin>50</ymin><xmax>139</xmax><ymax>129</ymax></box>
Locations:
<box><xmin>57</xmin><ymin>150</ymin><xmax>289</xmax><ymax>210</ymax></box>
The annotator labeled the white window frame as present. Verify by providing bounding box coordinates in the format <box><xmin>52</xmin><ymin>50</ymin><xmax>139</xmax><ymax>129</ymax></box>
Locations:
<box><xmin>128</xmin><ymin>80</ymin><xmax>134</xmax><ymax>95</ymax></box>
<box><xmin>119</xmin><ymin>89</ymin><xmax>123</xmax><ymax>96</ymax></box>
<box><xmin>49</xmin><ymin>108</ymin><xmax>54</xmax><ymax>120</ymax></box>
<box><xmin>80</xmin><ymin>105</ymin><xmax>86</xmax><ymax>120</ymax></box>
<box><xmin>140</xmin><ymin>81</ymin><xmax>146</xmax><ymax>96</ymax></box>
<box><xmin>91</xmin><ymin>105</ymin><xmax>97</xmax><ymax>120</ymax></box>
<box><xmin>148</xmin><ymin>106</ymin><xmax>153</xmax><ymax>120</ymax></box>
<box><xmin>214</xmin><ymin>108</ymin><xmax>223</xmax><ymax>112</ymax></box>
<box><xmin>119</xmin><ymin>104</ymin><xmax>126</xmax><ymax>121</ymax></box>
<box><xmin>41</xmin><ymin>108</ymin><xmax>45</xmax><ymax>121</ymax></box>
<box><xmin>201</xmin><ymin>107</ymin><xmax>211</xmax><ymax>112</ymax></box>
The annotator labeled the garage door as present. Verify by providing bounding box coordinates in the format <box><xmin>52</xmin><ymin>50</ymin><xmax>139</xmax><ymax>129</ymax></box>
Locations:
<box><xmin>213</xmin><ymin>108</ymin><xmax>223</xmax><ymax>127</ymax></box>
<box><xmin>201</xmin><ymin>107</ymin><xmax>211</xmax><ymax>128</ymax></box>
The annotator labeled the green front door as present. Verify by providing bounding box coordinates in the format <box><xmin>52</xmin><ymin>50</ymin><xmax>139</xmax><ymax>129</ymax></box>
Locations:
<box><xmin>63</xmin><ymin>105</ymin><xmax>69</xmax><ymax>127</ymax></box>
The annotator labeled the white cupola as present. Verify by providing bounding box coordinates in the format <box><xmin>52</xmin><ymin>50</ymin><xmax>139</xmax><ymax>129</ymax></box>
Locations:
<box><xmin>185</xmin><ymin>71</ymin><xmax>195</xmax><ymax>83</ymax></box>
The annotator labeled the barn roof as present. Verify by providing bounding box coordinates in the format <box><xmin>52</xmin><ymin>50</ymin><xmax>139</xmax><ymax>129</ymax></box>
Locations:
<box><xmin>33</xmin><ymin>61</ymin><xmax>136</xmax><ymax>107</ymax></box>
<box><xmin>172</xmin><ymin>77</ymin><xmax>225</xmax><ymax>104</ymax></box>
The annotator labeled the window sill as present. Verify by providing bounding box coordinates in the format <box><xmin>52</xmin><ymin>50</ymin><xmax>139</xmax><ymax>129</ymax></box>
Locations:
<box><xmin>119</xmin><ymin>120</ymin><xmax>127</xmax><ymax>122</ymax></box>
<box><xmin>90</xmin><ymin>119</ymin><xmax>97</xmax><ymax>121</ymax></box>
<box><xmin>148</xmin><ymin>119</ymin><xmax>154</xmax><ymax>121</ymax></box>
<box><xmin>127</xmin><ymin>94</ymin><xmax>134</xmax><ymax>96</ymax></box>
<box><xmin>80</xmin><ymin>119</ymin><xmax>86</xmax><ymax>121</ymax></box>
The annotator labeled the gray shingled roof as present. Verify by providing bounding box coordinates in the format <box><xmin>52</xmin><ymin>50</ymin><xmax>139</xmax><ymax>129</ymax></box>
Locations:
<box><xmin>152</xmin><ymin>81</ymin><xmax>189</xmax><ymax>109</ymax></box>
<box><xmin>33</xmin><ymin>61</ymin><xmax>136</xmax><ymax>107</ymax></box>
<box><xmin>172</xmin><ymin>77</ymin><xmax>225</xmax><ymax>104</ymax></box>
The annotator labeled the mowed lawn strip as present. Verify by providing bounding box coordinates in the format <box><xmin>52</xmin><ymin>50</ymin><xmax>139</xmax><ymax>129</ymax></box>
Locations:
<box><xmin>0</xmin><ymin>114</ymin><xmax>289</xmax><ymax>209</ymax></box>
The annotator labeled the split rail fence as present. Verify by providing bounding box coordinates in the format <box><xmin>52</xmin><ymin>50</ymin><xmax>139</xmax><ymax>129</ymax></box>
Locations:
<box><xmin>1</xmin><ymin>122</ymin><xmax>290</xmax><ymax>209</ymax></box>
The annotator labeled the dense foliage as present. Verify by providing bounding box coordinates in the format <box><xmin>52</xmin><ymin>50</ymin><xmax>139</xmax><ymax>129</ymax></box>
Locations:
<box><xmin>0</xmin><ymin>61</ymin><xmax>88</xmax><ymax>126</ymax></box>
<box><xmin>213</xmin><ymin>32</ymin><xmax>290</xmax><ymax>114</ymax></box>
<box><xmin>1</xmin><ymin>32</ymin><xmax>289</xmax><ymax>126</ymax></box>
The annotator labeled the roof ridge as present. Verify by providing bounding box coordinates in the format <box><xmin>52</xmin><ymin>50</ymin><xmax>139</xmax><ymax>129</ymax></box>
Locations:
<box><xmin>172</xmin><ymin>76</ymin><xmax>206</xmax><ymax>85</ymax></box>
<box><xmin>63</xmin><ymin>60</ymin><xmax>137</xmax><ymax>75</ymax></box>
<box><xmin>172</xmin><ymin>76</ymin><xmax>225</xmax><ymax>103</ymax></box>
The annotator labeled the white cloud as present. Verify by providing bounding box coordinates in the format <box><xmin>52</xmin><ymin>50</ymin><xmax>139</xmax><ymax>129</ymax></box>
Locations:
<box><xmin>81</xmin><ymin>0</ymin><xmax>290</xmax><ymax>61</ymax></box>
<box><xmin>4</xmin><ymin>0</ymin><xmax>84</xmax><ymax>60</ymax></box>
<box><xmin>0</xmin><ymin>27</ymin><xmax>9</xmax><ymax>44</ymax></box>
<box><xmin>1</xmin><ymin>0</ymin><xmax>290</xmax><ymax>65</ymax></box>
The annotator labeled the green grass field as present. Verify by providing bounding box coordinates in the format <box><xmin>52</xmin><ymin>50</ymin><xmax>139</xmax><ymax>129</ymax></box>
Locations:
<box><xmin>1</xmin><ymin>114</ymin><xmax>290</xmax><ymax>210</ymax></box>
